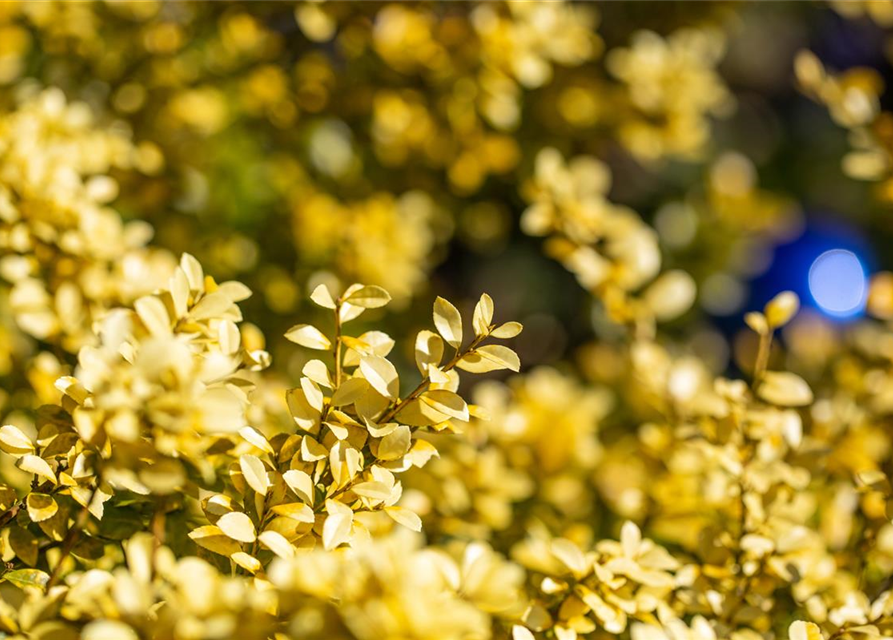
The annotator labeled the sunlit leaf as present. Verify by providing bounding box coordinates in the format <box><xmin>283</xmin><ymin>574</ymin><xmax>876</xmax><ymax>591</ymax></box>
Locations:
<box><xmin>758</xmin><ymin>371</ymin><xmax>813</xmax><ymax>407</ymax></box>
<box><xmin>455</xmin><ymin>345</ymin><xmax>520</xmax><ymax>373</ymax></box>
<box><xmin>323</xmin><ymin>499</ymin><xmax>353</xmax><ymax>550</ymax></box>
<box><xmin>385</xmin><ymin>506</ymin><xmax>422</xmax><ymax>532</ymax></box>
<box><xmin>472</xmin><ymin>293</ymin><xmax>494</xmax><ymax>337</ymax></box>
<box><xmin>359</xmin><ymin>355</ymin><xmax>399</xmax><ymax>399</ymax></box>
<box><xmin>284</xmin><ymin>324</ymin><xmax>331</xmax><ymax>350</ymax></box>
<box><xmin>310</xmin><ymin>283</ymin><xmax>336</xmax><ymax>309</ymax></box>
<box><xmin>189</xmin><ymin>525</ymin><xmax>241</xmax><ymax>556</ymax></box>
<box><xmin>239</xmin><ymin>454</ymin><xmax>270</xmax><ymax>496</ymax></box>
<box><xmin>433</xmin><ymin>296</ymin><xmax>462</xmax><ymax>348</ymax></box>
<box><xmin>217</xmin><ymin>511</ymin><xmax>256</xmax><ymax>543</ymax></box>
<box><xmin>0</xmin><ymin>424</ymin><xmax>34</xmax><ymax>456</ymax></box>
<box><xmin>26</xmin><ymin>493</ymin><xmax>58</xmax><ymax>523</ymax></box>
<box><xmin>344</xmin><ymin>284</ymin><xmax>391</xmax><ymax>309</ymax></box>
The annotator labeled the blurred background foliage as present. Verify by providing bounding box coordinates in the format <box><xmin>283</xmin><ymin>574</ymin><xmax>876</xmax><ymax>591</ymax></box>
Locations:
<box><xmin>0</xmin><ymin>0</ymin><xmax>892</xmax><ymax>391</ymax></box>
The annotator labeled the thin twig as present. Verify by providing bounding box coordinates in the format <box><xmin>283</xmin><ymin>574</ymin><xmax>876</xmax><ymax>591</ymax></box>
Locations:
<box><xmin>151</xmin><ymin>499</ymin><xmax>167</xmax><ymax>549</ymax></box>
<box><xmin>333</xmin><ymin>301</ymin><xmax>343</xmax><ymax>387</ymax></box>
<box><xmin>47</xmin><ymin>482</ymin><xmax>99</xmax><ymax>588</ymax></box>
<box><xmin>315</xmin><ymin>333</ymin><xmax>487</xmax><ymax>512</ymax></box>
<box><xmin>378</xmin><ymin>334</ymin><xmax>485</xmax><ymax>425</ymax></box>
<box><xmin>752</xmin><ymin>331</ymin><xmax>773</xmax><ymax>386</ymax></box>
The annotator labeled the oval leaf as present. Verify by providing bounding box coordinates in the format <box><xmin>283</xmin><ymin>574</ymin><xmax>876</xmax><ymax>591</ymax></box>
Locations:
<box><xmin>472</xmin><ymin>293</ymin><xmax>494</xmax><ymax>337</ymax></box>
<box><xmin>239</xmin><ymin>454</ymin><xmax>270</xmax><ymax>496</ymax></box>
<box><xmin>217</xmin><ymin>511</ymin><xmax>256</xmax><ymax>543</ymax></box>
<box><xmin>433</xmin><ymin>296</ymin><xmax>463</xmax><ymax>348</ymax></box>
<box><xmin>285</xmin><ymin>324</ymin><xmax>331</xmax><ymax>350</ymax></box>
<box><xmin>359</xmin><ymin>355</ymin><xmax>399</xmax><ymax>400</ymax></box>
<box><xmin>344</xmin><ymin>285</ymin><xmax>391</xmax><ymax>309</ymax></box>
<box><xmin>758</xmin><ymin>371</ymin><xmax>813</xmax><ymax>407</ymax></box>
<box><xmin>385</xmin><ymin>506</ymin><xmax>422</xmax><ymax>532</ymax></box>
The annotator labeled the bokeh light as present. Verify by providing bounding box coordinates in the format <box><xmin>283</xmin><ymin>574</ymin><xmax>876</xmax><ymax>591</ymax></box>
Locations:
<box><xmin>808</xmin><ymin>249</ymin><xmax>867</xmax><ymax>317</ymax></box>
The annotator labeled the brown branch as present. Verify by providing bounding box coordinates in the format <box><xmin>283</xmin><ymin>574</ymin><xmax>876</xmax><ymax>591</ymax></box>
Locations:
<box><xmin>378</xmin><ymin>333</ymin><xmax>485</xmax><ymax>425</ymax></box>
<box><xmin>314</xmin><ymin>333</ymin><xmax>487</xmax><ymax>513</ymax></box>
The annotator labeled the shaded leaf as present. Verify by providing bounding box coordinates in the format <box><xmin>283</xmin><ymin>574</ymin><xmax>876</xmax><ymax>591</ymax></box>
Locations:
<box><xmin>3</xmin><ymin>568</ymin><xmax>49</xmax><ymax>592</ymax></box>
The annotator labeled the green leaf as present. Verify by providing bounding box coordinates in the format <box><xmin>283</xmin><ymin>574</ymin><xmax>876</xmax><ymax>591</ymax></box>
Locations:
<box><xmin>3</xmin><ymin>568</ymin><xmax>49</xmax><ymax>592</ymax></box>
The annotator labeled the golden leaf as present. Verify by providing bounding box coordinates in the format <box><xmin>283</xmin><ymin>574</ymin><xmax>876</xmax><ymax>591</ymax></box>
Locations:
<box><xmin>134</xmin><ymin>295</ymin><xmax>171</xmax><ymax>336</ymax></box>
<box><xmin>765</xmin><ymin>291</ymin><xmax>800</xmax><ymax>329</ymax></box>
<box><xmin>758</xmin><ymin>371</ymin><xmax>814</xmax><ymax>407</ymax></box>
<box><xmin>217</xmin><ymin>512</ymin><xmax>257</xmax><ymax>543</ymax></box>
<box><xmin>490</xmin><ymin>321</ymin><xmax>523</xmax><ymax>339</ymax></box>
<box><xmin>420</xmin><ymin>389</ymin><xmax>469</xmax><ymax>422</ymax></box>
<box><xmin>385</xmin><ymin>506</ymin><xmax>422</xmax><ymax>532</ymax></box>
<box><xmin>377</xmin><ymin>425</ymin><xmax>411</xmax><ymax>461</ymax></box>
<box><xmin>456</xmin><ymin>345</ymin><xmax>520</xmax><ymax>373</ymax></box>
<box><xmin>258</xmin><ymin>530</ymin><xmax>295</xmax><ymax>560</ymax></box>
<box><xmin>231</xmin><ymin>551</ymin><xmax>261</xmax><ymax>574</ymax></box>
<box><xmin>188</xmin><ymin>525</ymin><xmax>241</xmax><ymax>556</ymax></box>
<box><xmin>415</xmin><ymin>330</ymin><xmax>444</xmax><ymax>374</ymax></box>
<box><xmin>433</xmin><ymin>296</ymin><xmax>463</xmax><ymax>348</ymax></box>
<box><xmin>18</xmin><ymin>455</ymin><xmax>56</xmax><ymax>485</ymax></box>
<box><xmin>239</xmin><ymin>454</ymin><xmax>270</xmax><ymax>496</ymax></box>
<box><xmin>26</xmin><ymin>493</ymin><xmax>58</xmax><ymax>523</ymax></box>
<box><xmin>344</xmin><ymin>284</ymin><xmax>391</xmax><ymax>309</ymax></box>
<box><xmin>0</xmin><ymin>424</ymin><xmax>34</xmax><ymax>456</ymax></box>
<box><xmin>322</xmin><ymin>499</ymin><xmax>353</xmax><ymax>550</ymax></box>
<box><xmin>789</xmin><ymin>621</ymin><xmax>824</xmax><ymax>640</ymax></box>
<box><xmin>309</xmin><ymin>283</ymin><xmax>336</xmax><ymax>309</ymax></box>
<box><xmin>472</xmin><ymin>293</ymin><xmax>494</xmax><ymax>337</ymax></box>
<box><xmin>284</xmin><ymin>324</ymin><xmax>331</xmax><ymax>350</ymax></box>
<box><xmin>359</xmin><ymin>355</ymin><xmax>399</xmax><ymax>400</ymax></box>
